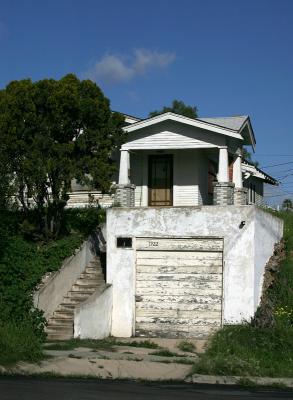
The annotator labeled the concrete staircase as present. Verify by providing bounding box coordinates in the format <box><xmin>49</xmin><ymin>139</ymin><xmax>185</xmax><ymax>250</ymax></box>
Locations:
<box><xmin>46</xmin><ymin>257</ymin><xmax>105</xmax><ymax>341</ymax></box>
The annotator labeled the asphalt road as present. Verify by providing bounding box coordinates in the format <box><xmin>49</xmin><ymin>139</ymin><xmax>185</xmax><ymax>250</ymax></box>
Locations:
<box><xmin>0</xmin><ymin>378</ymin><xmax>293</xmax><ymax>400</ymax></box>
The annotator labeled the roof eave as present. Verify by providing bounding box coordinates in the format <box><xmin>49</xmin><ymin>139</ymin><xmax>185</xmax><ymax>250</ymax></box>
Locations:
<box><xmin>123</xmin><ymin>112</ymin><xmax>244</xmax><ymax>141</ymax></box>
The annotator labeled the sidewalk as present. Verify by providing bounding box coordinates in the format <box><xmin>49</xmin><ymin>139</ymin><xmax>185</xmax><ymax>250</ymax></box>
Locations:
<box><xmin>1</xmin><ymin>337</ymin><xmax>293</xmax><ymax>388</ymax></box>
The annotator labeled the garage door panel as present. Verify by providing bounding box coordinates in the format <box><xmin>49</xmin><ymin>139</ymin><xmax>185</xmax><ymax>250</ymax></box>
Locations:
<box><xmin>136</xmin><ymin>280</ymin><xmax>222</xmax><ymax>290</ymax></box>
<box><xmin>136</xmin><ymin>265</ymin><xmax>222</xmax><ymax>274</ymax></box>
<box><xmin>136</xmin><ymin>301</ymin><xmax>222</xmax><ymax>312</ymax></box>
<box><xmin>136</xmin><ymin>273</ymin><xmax>222</xmax><ymax>282</ymax></box>
<box><xmin>135</xmin><ymin>324</ymin><xmax>219</xmax><ymax>338</ymax></box>
<box><xmin>136</xmin><ymin>287</ymin><xmax>222</xmax><ymax>296</ymax></box>
<box><xmin>136</xmin><ymin>308</ymin><xmax>221</xmax><ymax>319</ymax></box>
<box><xmin>136</xmin><ymin>238</ymin><xmax>223</xmax><ymax>251</ymax></box>
<box><xmin>137</xmin><ymin>295</ymin><xmax>222</xmax><ymax>305</ymax></box>
<box><xmin>137</xmin><ymin>251</ymin><xmax>222</xmax><ymax>261</ymax></box>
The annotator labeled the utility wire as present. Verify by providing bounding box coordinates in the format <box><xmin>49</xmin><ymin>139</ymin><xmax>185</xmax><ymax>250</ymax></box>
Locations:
<box><xmin>261</xmin><ymin>161</ymin><xmax>293</xmax><ymax>168</ymax></box>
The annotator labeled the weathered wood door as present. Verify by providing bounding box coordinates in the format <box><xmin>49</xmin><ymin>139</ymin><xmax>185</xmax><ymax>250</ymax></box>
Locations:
<box><xmin>135</xmin><ymin>237</ymin><xmax>223</xmax><ymax>338</ymax></box>
<box><xmin>148</xmin><ymin>155</ymin><xmax>173</xmax><ymax>206</ymax></box>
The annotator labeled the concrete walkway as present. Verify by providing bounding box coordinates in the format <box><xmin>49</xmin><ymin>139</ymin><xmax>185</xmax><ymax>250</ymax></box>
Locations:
<box><xmin>1</xmin><ymin>338</ymin><xmax>293</xmax><ymax>388</ymax></box>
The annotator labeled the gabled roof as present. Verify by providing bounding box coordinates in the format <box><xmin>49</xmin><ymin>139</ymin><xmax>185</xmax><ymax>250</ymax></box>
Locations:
<box><xmin>242</xmin><ymin>160</ymin><xmax>278</xmax><ymax>185</ymax></box>
<box><xmin>123</xmin><ymin>112</ymin><xmax>246</xmax><ymax>142</ymax></box>
<box><xmin>198</xmin><ymin>116</ymin><xmax>248</xmax><ymax>131</ymax></box>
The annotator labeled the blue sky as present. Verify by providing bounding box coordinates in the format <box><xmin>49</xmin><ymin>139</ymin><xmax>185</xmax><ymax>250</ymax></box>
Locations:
<box><xmin>0</xmin><ymin>0</ymin><xmax>292</xmax><ymax>205</ymax></box>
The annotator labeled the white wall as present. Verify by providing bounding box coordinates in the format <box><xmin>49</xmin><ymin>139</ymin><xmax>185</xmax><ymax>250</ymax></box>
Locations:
<box><xmin>130</xmin><ymin>149</ymin><xmax>209</xmax><ymax>207</ymax></box>
<box><xmin>106</xmin><ymin>206</ymin><xmax>283</xmax><ymax>337</ymax></box>
<box><xmin>74</xmin><ymin>285</ymin><xmax>113</xmax><ymax>339</ymax></box>
<box><xmin>34</xmin><ymin>240</ymin><xmax>95</xmax><ymax>320</ymax></box>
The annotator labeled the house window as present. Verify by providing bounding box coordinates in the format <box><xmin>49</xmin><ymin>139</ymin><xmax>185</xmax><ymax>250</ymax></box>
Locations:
<box><xmin>249</xmin><ymin>183</ymin><xmax>256</xmax><ymax>204</ymax></box>
<box><xmin>208</xmin><ymin>161</ymin><xmax>217</xmax><ymax>195</ymax></box>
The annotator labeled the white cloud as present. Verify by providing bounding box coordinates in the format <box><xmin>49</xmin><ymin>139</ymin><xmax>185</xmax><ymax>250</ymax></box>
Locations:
<box><xmin>84</xmin><ymin>49</ymin><xmax>175</xmax><ymax>84</ymax></box>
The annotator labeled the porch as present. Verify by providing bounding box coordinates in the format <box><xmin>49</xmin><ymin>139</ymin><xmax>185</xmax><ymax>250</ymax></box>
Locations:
<box><xmin>115</xmin><ymin>147</ymin><xmax>246</xmax><ymax>207</ymax></box>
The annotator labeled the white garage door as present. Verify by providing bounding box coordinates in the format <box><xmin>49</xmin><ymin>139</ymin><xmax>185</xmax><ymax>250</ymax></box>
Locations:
<box><xmin>135</xmin><ymin>237</ymin><xmax>223</xmax><ymax>338</ymax></box>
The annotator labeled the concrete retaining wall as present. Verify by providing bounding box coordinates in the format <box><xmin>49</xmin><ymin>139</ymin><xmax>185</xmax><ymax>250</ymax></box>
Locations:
<box><xmin>74</xmin><ymin>285</ymin><xmax>113</xmax><ymax>339</ymax></box>
<box><xmin>34</xmin><ymin>239</ymin><xmax>96</xmax><ymax>320</ymax></box>
<box><xmin>106</xmin><ymin>206</ymin><xmax>283</xmax><ymax>337</ymax></box>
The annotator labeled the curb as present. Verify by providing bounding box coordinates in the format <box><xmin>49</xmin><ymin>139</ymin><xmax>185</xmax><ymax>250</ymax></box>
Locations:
<box><xmin>185</xmin><ymin>374</ymin><xmax>293</xmax><ymax>388</ymax></box>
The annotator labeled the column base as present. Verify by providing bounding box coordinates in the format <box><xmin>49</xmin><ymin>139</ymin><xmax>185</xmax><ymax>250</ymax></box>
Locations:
<box><xmin>114</xmin><ymin>184</ymin><xmax>136</xmax><ymax>207</ymax></box>
<box><xmin>234</xmin><ymin>187</ymin><xmax>248</xmax><ymax>206</ymax></box>
<box><xmin>213</xmin><ymin>182</ymin><xmax>235</xmax><ymax>206</ymax></box>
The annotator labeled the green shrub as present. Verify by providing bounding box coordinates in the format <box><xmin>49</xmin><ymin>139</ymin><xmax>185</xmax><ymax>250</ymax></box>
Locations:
<box><xmin>63</xmin><ymin>207</ymin><xmax>105</xmax><ymax>236</ymax></box>
<box><xmin>0</xmin><ymin>320</ymin><xmax>43</xmax><ymax>365</ymax></box>
<box><xmin>177</xmin><ymin>341</ymin><xmax>196</xmax><ymax>353</ymax></box>
<box><xmin>193</xmin><ymin>324</ymin><xmax>293</xmax><ymax>377</ymax></box>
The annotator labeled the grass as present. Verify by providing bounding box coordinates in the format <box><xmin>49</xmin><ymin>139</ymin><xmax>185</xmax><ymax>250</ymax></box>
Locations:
<box><xmin>150</xmin><ymin>350</ymin><xmax>183</xmax><ymax>358</ymax></box>
<box><xmin>192</xmin><ymin>210</ymin><xmax>293</xmax><ymax>378</ymax></box>
<box><xmin>44</xmin><ymin>338</ymin><xmax>116</xmax><ymax>351</ymax></box>
<box><xmin>177</xmin><ymin>341</ymin><xmax>196</xmax><ymax>353</ymax></box>
<box><xmin>115</xmin><ymin>340</ymin><xmax>160</xmax><ymax>349</ymax></box>
<box><xmin>0</xmin><ymin>321</ymin><xmax>43</xmax><ymax>366</ymax></box>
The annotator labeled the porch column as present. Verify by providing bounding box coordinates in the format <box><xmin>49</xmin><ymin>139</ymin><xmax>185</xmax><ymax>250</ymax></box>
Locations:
<box><xmin>218</xmin><ymin>146</ymin><xmax>229</xmax><ymax>182</ymax></box>
<box><xmin>233</xmin><ymin>154</ymin><xmax>243</xmax><ymax>188</ymax></box>
<box><xmin>213</xmin><ymin>146</ymin><xmax>234</xmax><ymax>205</ymax></box>
<box><xmin>118</xmin><ymin>149</ymin><xmax>130</xmax><ymax>184</ymax></box>
<box><xmin>233</xmin><ymin>153</ymin><xmax>248</xmax><ymax>205</ymax></box>
<box><xmin>115</xmin><ymin>149</ymin><xmax>135</xmax><ymax>207</ymax></box>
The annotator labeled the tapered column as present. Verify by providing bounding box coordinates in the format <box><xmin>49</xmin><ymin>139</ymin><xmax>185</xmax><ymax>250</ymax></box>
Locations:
<box><xmin>233</xmin><ymin>153</ymin><xmax>247</xmax><ymax>205</ymax></box>
<box><xmin>218</xmin><ymin>146</ymin><xmax>229</xmax><ymax>182</ymax></box>
<box><xmin>116</xmin><ymin>149</ymin><xmax>135</xmax><ymax>207</ymax></box>
<box><xmin>118</xmin><ymin>149</ymin><xmax>130</xmax><ymax>184</ymax></box>
<box><xmin>233</xmin><ymin>154</ymin><xmax>243</xmax><ymax>189</ymax></box>
<box><xmin>213</xmin><ymin>146</ymin><xmax>234</xmax><ymax>205</ymax></box>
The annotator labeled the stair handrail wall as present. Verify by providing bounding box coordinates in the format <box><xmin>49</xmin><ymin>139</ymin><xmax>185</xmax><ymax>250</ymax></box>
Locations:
<box><xmin>34</xmin><ymin>233</ymin><xmax>100</xmax><ymax>320</ymax></box>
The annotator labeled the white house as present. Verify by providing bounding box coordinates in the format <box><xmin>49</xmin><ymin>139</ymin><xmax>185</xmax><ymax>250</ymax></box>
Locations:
<box><xmin>36</xmin><ymin>111</ymin><xmax>284</xmax><ymax>341</ymax></box>
<box><xmin>115</xmin><ymin>112</ymin><xmax>277</xmax><ymax>208</ymax></box>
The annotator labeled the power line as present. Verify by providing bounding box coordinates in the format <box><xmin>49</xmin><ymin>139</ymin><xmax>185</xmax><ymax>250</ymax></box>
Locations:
<box><xmin>264</xmin><ymin>193</ymin><xmax>293</xmax><ymax>198</ymax></box>
<box><xmin>261</xmin><ymin>161</ymin><xmax>293</xmax><ymax>168</ymax></box>
<box><xmin>256</xmin><ymin>154</ymin><xmax>293</xmax><ymax>157</ymax></box>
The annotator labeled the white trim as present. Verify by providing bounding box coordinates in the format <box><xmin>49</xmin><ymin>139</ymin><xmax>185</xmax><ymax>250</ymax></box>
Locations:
<box><xmin>239</xmin><ymin>119</ymin><xmax>256</xmax><ymax>151</ymax></box>
<box><xmin>123</xmin><ymin>112</ymin><xmax>244</xmax><ymax>141</ymax></box>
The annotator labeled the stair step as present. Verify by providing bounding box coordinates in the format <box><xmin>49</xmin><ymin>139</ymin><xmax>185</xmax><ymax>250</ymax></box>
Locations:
<box><xmin>75</xmin><ymin>279</ymin><xmax>104</xmax><ymax>286</ymax></box>
<box><xmin>71</xmin><ymin>285</ymin><xmax>99</xmax><ymax>292</ymax></box>
<box><xmin>79</xmin><ymin>272</ymin><xmax>103</xmax><ymax>279</ymax></box>
<box><xmin>85</xmin><ymin>266</ymin><xmax>100</xmax><ymax>273</ymax></box>
<box><xmin>46</xmin><ymin>333</ymin><xmax>73</xmax><ymax>341</ymax></box>
<box><xmin>53</xmin><ymin>311</ymin><xmax>74</xmax><ymax>319</ymax></box>
<box><xmin>67</xmin><ymin>290</ymin><xmax>95</xmax><ymax>298</ymax></box>
<box><xmin>46</xmin><ymin>326</ymin><xmax>73</xmax><ymax>335</ymax></box>
<box><xmin>48</xmin><ymin>317</ymin><xmax>73</xmax><ymax>325</ymax></box>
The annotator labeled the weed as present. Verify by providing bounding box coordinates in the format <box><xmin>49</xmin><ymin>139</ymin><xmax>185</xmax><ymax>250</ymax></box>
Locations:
<box><xmin>0</xmin><ymin>321</ymin><xmax>43</xmax><ymax>366</ymax></box>
<box><xmin>45</xmin><ymin>338</ymin><xmax>116</xmax><ymax>351</ymax></box>
<box><xmin>115</xmin><ymin>340</ymin><xmax>159</xmax><ymax>349</ymax></box>
<box><xmin>177</xmin><ymin>341</ymin><xmax>196</xmax><ymax>353</ymax></box>
<box><xmin>150</xmin><ymin>350</ymin><xmax>183</xmax><ymax>358</ymax></box>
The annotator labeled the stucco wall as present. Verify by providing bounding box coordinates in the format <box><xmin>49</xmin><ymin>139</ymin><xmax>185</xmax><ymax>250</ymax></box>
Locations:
<box><xmin>106</xmin><ymin>206</ymin><xmax>283</xmax><ymax>337</ymax></box>
<box><xmin>74</xmin><ymin>285</ymin><xmax>113</xmax><ymax>339</ymax></box>
<box><xmin>34</xmin><ymin>240</ymin><xmax>96</xmax><ymax>320</ymax></box>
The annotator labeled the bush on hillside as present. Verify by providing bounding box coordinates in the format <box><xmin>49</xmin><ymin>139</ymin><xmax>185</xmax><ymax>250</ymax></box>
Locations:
<box><xmin>0</xmin><ymin>320</ymin><xmax>43</xmax><ymax>365</ymax></box>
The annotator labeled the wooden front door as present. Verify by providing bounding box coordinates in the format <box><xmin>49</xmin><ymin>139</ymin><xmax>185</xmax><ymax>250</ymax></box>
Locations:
<box><xmin>148</xmin><ymin>155</ymin><xmax>173</xmax><ymax>206</ymax></box>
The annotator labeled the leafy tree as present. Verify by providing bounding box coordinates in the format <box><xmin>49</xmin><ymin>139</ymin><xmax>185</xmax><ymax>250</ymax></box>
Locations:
<box><xmin>0</xmin><ymin>74</ymin><xmax>124</xmax><ymax>239</ymax></box>
<box><xmin>242</xmin><ymin>147</ymin><xmax>259</xmax><ymax>167</ymax></box>
<box><xmin>282</xmin><ymin>198</ymin><xmax>293</xmax><ymax>210</ymax></box>
<box><xmin>149</xmin><ymin>99</ymin><xmax>198</xmax><ymax>119</ymax></box>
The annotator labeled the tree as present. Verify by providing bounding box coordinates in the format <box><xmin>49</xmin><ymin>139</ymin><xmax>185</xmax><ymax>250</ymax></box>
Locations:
<box><xmin>149</xmin><ymin>99</ymin><xmax>198</xmax><ymax>119</ymax></box>
<box><xmin>282</xmin><ymin>198</ymin><xmax>292</xmax><ymax>211</ymax></box>
<box><xmin>0</xmin><ymin>74</ymin><xmax>125</xmax><ymax>239</ymax></box>
<box><xmin>242</xmin><ymin>148</ymin><xmax>259</xmax><ymax>167</ymax></box>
